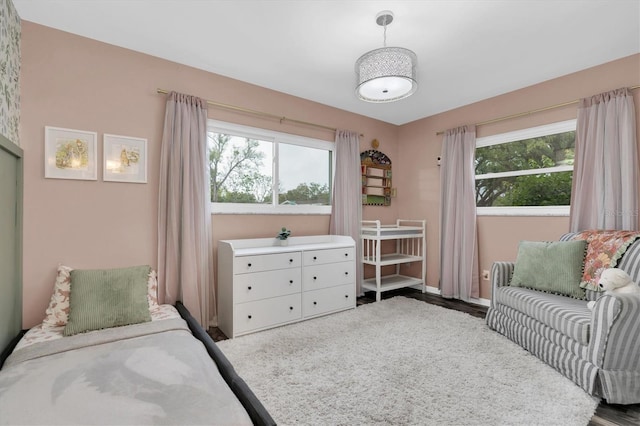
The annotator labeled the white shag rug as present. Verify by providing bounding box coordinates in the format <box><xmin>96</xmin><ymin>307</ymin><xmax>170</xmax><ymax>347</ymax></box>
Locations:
<box><xmin>217</xmin><ymin>297</ymin><xmax>599</xmax><ymax>425</ymax></box>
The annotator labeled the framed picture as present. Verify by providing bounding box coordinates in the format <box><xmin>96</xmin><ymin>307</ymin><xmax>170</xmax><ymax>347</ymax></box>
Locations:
<box><xmin>44</xmin><ymin>126</ymin><xmax>98</xmax><ymax>180</ymax></box>
<box><xmin>103</xmin><ymin>134</ymin><xmax>147</xmax><ymax>183</ymax></box>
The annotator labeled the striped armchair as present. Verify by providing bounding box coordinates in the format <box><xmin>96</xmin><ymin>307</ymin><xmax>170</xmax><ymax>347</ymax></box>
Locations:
<box><xmin>486</xmin><ymin>233</ymin><xmax>640</xmax><ymax>404</ymax></box>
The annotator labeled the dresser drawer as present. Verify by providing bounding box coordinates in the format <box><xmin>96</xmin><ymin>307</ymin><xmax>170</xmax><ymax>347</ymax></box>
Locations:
<box><xmin>234</xmin><ymin>252</ymin><xmax>301</xmax><ymax>274</ymax></box>
<box><xmin>303</xmin><ymin>262</ymin><xmax>354</xmax><ymax>291</ymax></box>
<box><xmin>234</xmin><ymin>293</ymin><xmax>302</xmax><ymax>335</ymax></box>
<box><xmin>302</xmin><ymin>284</ymin><xmax>355</xmax><ymax>318</ymax></box>
<box><xmin>303</xmin><ymin>247</ymin><xmax>355</xmax><ymax>266</ymax></box>
<box><xmin>234</xmin><ymin>269</ymin><xmax>301</xmax><ymax>303</ymax></box>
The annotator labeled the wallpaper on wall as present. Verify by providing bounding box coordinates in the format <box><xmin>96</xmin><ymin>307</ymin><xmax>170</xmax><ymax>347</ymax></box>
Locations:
<box><xmin>0</xmin><ymin>0</ymin><xmax>20</xmax><ymax>145</ymax></box>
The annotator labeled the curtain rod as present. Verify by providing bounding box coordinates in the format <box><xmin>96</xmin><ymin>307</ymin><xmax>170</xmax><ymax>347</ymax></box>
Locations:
<box><xmin>436</xmin><ymin>84</ymin><xmax>640</xmax><ymax>136</ymax></box>
<box><xmin>157</xmin><ymin>88</ymin><xmax>363</xmax><ymax>137</ymax></box>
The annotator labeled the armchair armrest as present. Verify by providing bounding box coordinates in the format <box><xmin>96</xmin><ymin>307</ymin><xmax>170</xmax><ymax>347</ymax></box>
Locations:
<box><xmin>589</xmin><ymin>293</ymin><xmax>640</xmax><ymax>368</ymax></box>
<box><xmin>589</xmin><ymin>293</ymin><xmax>640</xmax><ymax>404</ymax></box>
<box><xmin>490</xmin><ymin>262</ymin><xmax>515</xmax><ymax>308</ymax></box>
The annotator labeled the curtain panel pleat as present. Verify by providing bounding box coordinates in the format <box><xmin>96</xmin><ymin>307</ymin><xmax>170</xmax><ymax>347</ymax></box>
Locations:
<box><xmin>570</xmin><ymin>88</ymin><xmax>639</xmax><ymax>231</ymax></box>
<box><xmin>158</xmin><ymin>91</ymin><xmax>214</xmax><ymax>327</ymax></box>
<box><xmin>330</xmin><ymin>130</ymin><xmax>363</xmax><ymax>295</ymax></box>
<box><xmin>439</xmin><ymin>125</ymin><xmax>479</xmax><ymax>301</ymax></box>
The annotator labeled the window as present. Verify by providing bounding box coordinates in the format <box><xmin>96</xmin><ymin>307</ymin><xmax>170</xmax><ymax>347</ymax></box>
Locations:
<box><xmin>208</xmin><ymin>120</ymin><xmax>334</xmax><ymax>214</ymax></box>
<box><xmin>475</xmin><ymin>120</ymin><xmax>576</xmax><ymax>216</ymax></box>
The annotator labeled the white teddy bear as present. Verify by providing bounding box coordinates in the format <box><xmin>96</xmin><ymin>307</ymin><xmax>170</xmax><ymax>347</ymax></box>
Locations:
<box><xmin>587</xmin><ymin>268</ymin><xmax>640</xmax><ymax>309</ymax></box>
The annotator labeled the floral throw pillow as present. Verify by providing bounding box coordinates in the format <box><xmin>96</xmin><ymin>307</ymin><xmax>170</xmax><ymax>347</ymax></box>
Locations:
<box><xmin>147</xmin><ymin>269</ymin><xmax>159</xmax><ymax>311</ymax></box>
<box><xmin>42</xmin><ymin>265</ymin><xmax>160</xmax><ymax>329</ymax></box>
<box><xmin>572</xmin><ymin>230</ymin><xmax>640</xmax><ymax>291</ymax></box>
<box><xmin>42</xmin><ymin>265</ymin><xmax>73</xmax><ymax>329</ymax></box>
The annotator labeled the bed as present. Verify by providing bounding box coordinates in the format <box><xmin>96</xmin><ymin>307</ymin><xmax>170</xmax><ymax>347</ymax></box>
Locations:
<box><xmin>0</xmin><ymin>265</ymin><xmax>275</xmax><ymax>426</ymax></box>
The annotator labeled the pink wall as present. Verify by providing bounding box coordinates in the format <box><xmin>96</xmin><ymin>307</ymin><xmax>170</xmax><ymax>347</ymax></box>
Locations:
<box><xmin>20</xmin><ymin>22</ymin><xmax>398</xmax><ymax>328</ymax></box>
<box><xmin>396</xmin><ymin>54</ymin><xmax>640</xmax><ymax>299</ymax></box>
<box><xmin>19</xmin><ymin>21</ymin><xmax>640</xmax><ymax>326</ymax></box>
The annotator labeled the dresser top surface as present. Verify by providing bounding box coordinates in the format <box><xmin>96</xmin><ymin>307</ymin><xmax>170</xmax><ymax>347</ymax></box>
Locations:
<box><xmin>219</xmin><ymin>235</ymin><xmax>355</xmax><ymax>257</ymax></box>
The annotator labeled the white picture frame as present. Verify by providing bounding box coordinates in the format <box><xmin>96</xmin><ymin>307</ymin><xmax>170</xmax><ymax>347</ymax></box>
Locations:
<box><xmin>44</xmin><ymin>126</ymin><xmax>98</xmax><ymax>180</ymax></box>
<box><xmin>103</xmin><ymin>134</ymin><xmax>148</xmax><ymax>183</ymax></box>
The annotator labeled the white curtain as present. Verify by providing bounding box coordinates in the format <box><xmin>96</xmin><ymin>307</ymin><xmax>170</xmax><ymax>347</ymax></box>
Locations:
<box><xmin>440</xmin><ymin>125</ymin><xmax>479</xmax><ymax>301</ymax></box>
<box><xmin>330</xmin><ymin>130</ymin><xmax>363</xmax><ymax>295</ymax></box>
<box><xmin>570</xmin><ymin>88</ymin><xmax>638</xmax><ymax>231</ymax></box>
<box><xmin>158</xmin><ymin>91</ymin><xmax>214</xmax><ymax>327</ymax></box>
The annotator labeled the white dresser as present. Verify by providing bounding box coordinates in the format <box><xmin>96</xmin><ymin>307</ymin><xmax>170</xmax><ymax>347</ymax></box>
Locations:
<box><xmin>217</xmin><ymin>235</ymin><xmax>356</xmax><ymax>338</ymax></box>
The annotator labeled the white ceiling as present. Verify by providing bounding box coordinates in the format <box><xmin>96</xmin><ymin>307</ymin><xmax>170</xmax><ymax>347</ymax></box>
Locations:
<box><xmin>13</xmin><ymin>0</ymin><xmax>640</xmax><ymax>125</ymax></box>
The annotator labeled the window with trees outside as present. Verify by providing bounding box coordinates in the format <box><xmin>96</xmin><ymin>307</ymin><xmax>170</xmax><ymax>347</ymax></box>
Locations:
<box><xmin>208</xmin><ymin>120</ymin><xmax>334</xmax><ymax>214</ymax></box>
<box><xmin>475</xmin><ymin>119</ymin><xmax>576</xmax><ymax>216</ymax></box>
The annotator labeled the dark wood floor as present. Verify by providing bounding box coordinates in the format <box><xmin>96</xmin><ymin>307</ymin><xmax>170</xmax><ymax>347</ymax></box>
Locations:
<box><xmin>209</xmin><ymin>288</ymin><xmax>640</xmax><ymax>426</ymax></box>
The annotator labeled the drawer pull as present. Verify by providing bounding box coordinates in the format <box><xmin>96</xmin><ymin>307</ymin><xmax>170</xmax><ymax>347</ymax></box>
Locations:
<box><xmin>345</xmin><ymin>294</ymin><xmax>349</xmax><ymax>298</ymax></box>
<box><xmin>289</xmin><ymin>258</ymin><xmax>293</xmax><ymax>263</ymax></box>
<box><xmin>313</xmin><ymin>256</ymin><xmax>317</xmax><ymax>260</ymax></box>
<box><xmin>313</xmin><ymin>276</ymin><xmax>317</xmax><ymax>280</ymax></box>
<box><xmin>344</xmin><ymin>253</ymin><xmax>349</xmax><ymax>257</ymax></box>
<box><xmin>248</xmin><ymin>315</ymin><xmax>252</xmax><ymax>319</ymax></box>
<box><xmin>247</xmin><ymin>263</ymin><xmax>252</xmax><ymax>268</ymax></box>
<box><xmin>289</xmin><ymin>306</ymin><xmax>294</xmax><ymax>310</ymax></box>
<box><xmin>289</xmin><ymin>280</ymin><xmax>293</xmax><ymax>284</ymax></box>
<box><xmin>344</xmin><ymin>272</ymin><xmax>349</xmax><ymax>275</ymax></box>
<box><xmin>313</xmin><ymin>301</ymin><xmax>317</xmax><ymax>305</ymax></box>
<box><xmin>247</xmin><ymin>286</ymin><xmax>252</xmax><ymax>290</ymax></box>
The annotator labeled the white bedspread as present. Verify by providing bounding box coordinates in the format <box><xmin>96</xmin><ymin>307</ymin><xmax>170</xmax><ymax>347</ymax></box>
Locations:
<box><xmin>0</xmin><ymin>318</ymin><xmax>252</xmax><ymax>425</ymax></box>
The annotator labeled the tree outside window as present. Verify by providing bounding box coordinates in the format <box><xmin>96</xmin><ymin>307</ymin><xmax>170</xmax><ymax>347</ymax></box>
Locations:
<box><xmin>475</xmin><ymin>120</ymin><xmax>576</xmax><ymax>210</ymax></box>
<box><xmin>208</xmin><ymin>133</ymin><xmax>272</xmax><ymax>203</ymax></box>
<box><xmin>207</xmin><ymin>123</ymin><xmax>333</xmax><ymax>212</ymax></box>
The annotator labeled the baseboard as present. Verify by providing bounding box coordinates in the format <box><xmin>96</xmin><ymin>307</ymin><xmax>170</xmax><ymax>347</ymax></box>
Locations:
<box><xmin>425</xmin><ymin>285</ymin><xmax>491</xmax><ymax>308</ymax></box>
<box><xmin>425</xmin><ymin>285</ymin><xmax>441</xmax><ymax>295</ymax></box>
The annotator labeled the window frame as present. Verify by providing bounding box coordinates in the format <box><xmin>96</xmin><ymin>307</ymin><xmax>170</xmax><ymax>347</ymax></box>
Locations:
<box><xmin>208</xmin><ymin>120</ymin><xmax>335</xmax><ymax>215</ymax></box>
<box><xmin>475</xmin><ymin>119</ymin><xmax>577</xmax><ymax>217</ymax></box>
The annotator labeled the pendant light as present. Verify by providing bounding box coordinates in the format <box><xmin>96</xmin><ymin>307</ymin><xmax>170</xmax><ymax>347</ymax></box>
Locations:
<box><xmin>355</xmin><ymin>11</ymin><xmax>418</xmax><ymax>103</ymax></box>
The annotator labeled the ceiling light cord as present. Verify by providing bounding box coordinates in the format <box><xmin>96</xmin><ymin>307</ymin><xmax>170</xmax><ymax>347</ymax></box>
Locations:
<box><xmin>382</xmin><ymin>16</ymin><xmax>388</xmax><ymax>47</ymax></box>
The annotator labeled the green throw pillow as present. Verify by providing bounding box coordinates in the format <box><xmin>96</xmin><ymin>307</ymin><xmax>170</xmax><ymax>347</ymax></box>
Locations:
<box><xmin>509</xmin><ymin>240</ymin><xmax>587</xmax><ymax>299</ymax></box>
<box><xmin>64</xmin><ymin>265</ymin><xmax>152</xmax><ymax>336</ymax></box>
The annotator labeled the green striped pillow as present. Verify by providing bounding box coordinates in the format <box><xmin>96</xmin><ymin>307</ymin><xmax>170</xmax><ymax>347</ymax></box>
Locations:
<box><xmin>510</xmin><ymin>240</ymin><xmax>587</xmax><ymax>299</ymax></box>
<box><xmin>63</xmin><ymin>265</ymin><xmax>152</xmax><ymax>336</ymax></box>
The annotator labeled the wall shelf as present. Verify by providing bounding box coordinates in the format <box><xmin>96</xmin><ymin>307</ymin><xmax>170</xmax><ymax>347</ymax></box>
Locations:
<box><xmin>361</xmin><ymin>150</ymin><xmax>392</xmax><ymax>206</ymax></box>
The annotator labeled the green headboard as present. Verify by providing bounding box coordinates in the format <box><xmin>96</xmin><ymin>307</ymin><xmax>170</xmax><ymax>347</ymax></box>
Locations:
<box><xmin>0</xmin><ymin>134</ymin><xmax>23</xmax><ymax>356</ymax></box>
